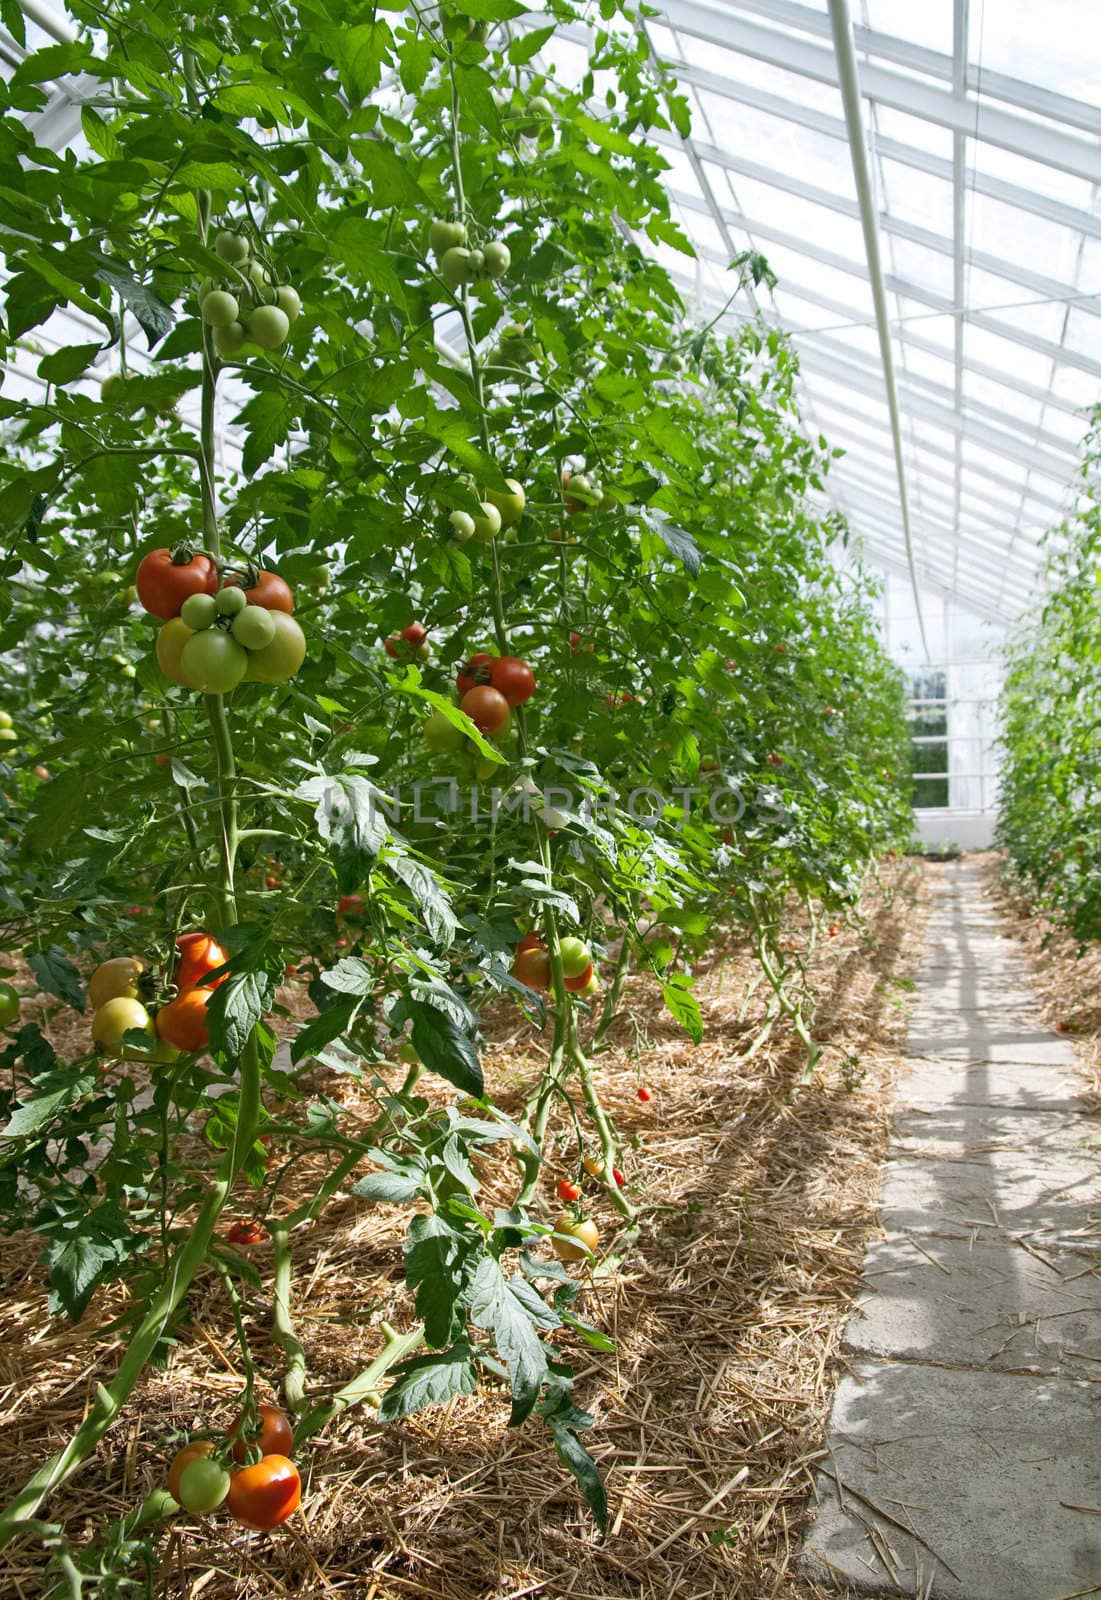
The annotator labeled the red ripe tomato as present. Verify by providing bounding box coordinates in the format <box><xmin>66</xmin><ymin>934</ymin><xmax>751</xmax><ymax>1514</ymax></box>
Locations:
<box><xmin>829</xmin><ymin>924</ymin><xmax>839</xmax><ymax>937</ymax></box>
<box><xmin>613</xmin><ymin>1167</ymin><xmax>626</xmax><ymax>1186</ymax></box>
<box><xmin>384</xmin><ymin>636</ymin><xmax>401</xmax><ymax>659</ymax></box>
<box><xmin>136</xmin><ymin>548</ymin><xmax>218</xmax><ymax>620</ymax></box>
<box><xmin>516</xmin><ymin>931</ymin><xmax>544</xmax><ymax>952</ymax></box>
<box><xmin>156</xmin><ymin>989</ymin><xmax>211</xmax><ymax>1052</ymax></box>
<box><xmin>489</xmin><ymin>656</ymin><xmax>536</xmax><ymax>707</ymax></box>
<box><xmin>563</xmin><ymin>962</ymin><xmax>593</xmax><ymax>992</ymax></box>
<box><xmin>225</xmin><ymin>569</ymin><xmax>294</xmax><ymax>614</ymax></box>
<box><xmin>176</xmin><ymin>930</ymin><xmax>228</xmax><ymax>991</ymax></box>
<box><xmin>637</xmin><ymin>1086</ymin><xmax>652</xmax><ymax>1102</ymax></box>
<box><xmin>401</xmin><ymin>622</ymin><xmax>427</xmax><ymax>649</ymax></box>
<box><xmin>767</xmin><ymin>753</ymin><xmax>784</xmax><ymax>767</ymax></box>
<box><xmin>226</xmin><ymin>1455</ymin><xmax>301</xmax><ymax>1531</ymax></box>
<box><xmin>227</xmin><ymin>1220</ymin><xmax>265</xmax><ymax>1246</ymax></box>
<box><xmin>228</xmin><ymin>1402</ymin><xmax>294</xmax><ymax>1464</ymax></box>
<box><xmin>556</xmin><ymin>1179</ymin><xmax>581</xmax><ymax>1203</ymax></box>
<box><xmin>460</xmin><ymin>685</ymin><xmax>510</xmax><ymax>735</ymax></box>
<box><xmin>512</xmin><ymin>945</ymin><xmax>551</xmax><ymax>990</ymax></box>
<box><xmin>456</xmin><ymin>652</ymin><xmax>494</xmax><ymax>695</ymax></box>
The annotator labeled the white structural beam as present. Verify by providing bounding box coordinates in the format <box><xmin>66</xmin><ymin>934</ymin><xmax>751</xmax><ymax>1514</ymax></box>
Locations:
<box><xmin>726</xmin><ymin>0</ymin><xmax>1101</xmax><ymax>136</ymax></box>
<box><xmin>659</xmin><ymin>0</ymin><xmax>1101</xmax><ymax>182</ymax></box>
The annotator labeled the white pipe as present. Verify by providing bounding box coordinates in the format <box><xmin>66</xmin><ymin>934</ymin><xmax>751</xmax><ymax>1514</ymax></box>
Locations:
<box><xmin>18</xmin><ymin>0</ymin><xmax>75</xmax><ymax>42</ymax></box>
<box><xmin>826</xmin><ymin>0</ymin><xmax>931</xmax><ymax>659</ymax></box>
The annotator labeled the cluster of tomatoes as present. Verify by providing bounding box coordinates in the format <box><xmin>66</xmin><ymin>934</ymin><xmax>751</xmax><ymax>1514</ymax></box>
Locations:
<box><xmin>0</xmin><ymin>708</ymin><xmax>14</xmax><ymax>748</ymax></box>
<box><xmin>448</xmin><ymin>476</ymin><xmax>526</xmax><ymax>547</ymax></box>
<box><xmin>562</xmin><ymin>466</ymin><xmax>613</xmax><ymax>516</ymax></box>
<box><xmin>166</xmin><ymin>1402</ymin><xmax>300</xmax><ymax>1531</ymax></box>
<box><xmin>135</xmin><ymin>548</ymin><xmax>306</xmax><ymax>694</ymax></box>
<box><xmin>384</xmin><ymin>621</ymin><xmax>430</xmax><ymax>662</ymax></box>
<box><xmin>199</xmin><ymin>228</ymin><xmax>301</xmax><ymax>357</ymax></box>
<box><xmin>87</xmin><ymin>929</ymin><xmax>227</xmax><ymax>1060</ymax></box>
<box><xmin>510</xmin><ymin>933</ymin><xmax>598</xmax><ymax>997</ymax></box>
<box><xmin>421</xmin><ymin>649</ymin><xmax>537</xmax><ymax>762</ymax></box>
<box><xmin>429</xmin><ymin>218</ymin><xmax>510</xmax><ymax>290</ymax></box>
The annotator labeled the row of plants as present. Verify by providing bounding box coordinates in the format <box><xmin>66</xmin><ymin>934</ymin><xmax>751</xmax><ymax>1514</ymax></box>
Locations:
<box><xmin>998</xmin><ymin>404</ymin><xmax>1101</xmax><ymax>945</ymax></box>
<box><xmin>0</xmin><ymin>0</ymin><xmax>910</xmax><ymax>1580</ymax></box>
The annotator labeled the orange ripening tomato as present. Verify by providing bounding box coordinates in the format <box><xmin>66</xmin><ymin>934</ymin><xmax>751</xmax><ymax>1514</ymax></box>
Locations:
<box><xmin>227</xmin><ymin>1402</ymin><xmax>294</xmax><ymax>1464</ymax></box>
<box><xmin>176</xmin><ymin>930</ymin><xmax>228</xmax><ymax>991</ymax></box>
<box><xmin>226</xmin><ymin>1455</ymin><xmax>301</xmax><ymax>1531</ymax></box>
<box><xmin>460</xmin><ymin>685</ymin><xmax>510</xmax><ymax>735</ymax></box>
<box><xmin>156</xmin><ymin>989</ymin><xmax>211</xmax><ymax>1053</ymax></box>
<box><xmin>515</xmin><ymin>931</ymin><xmax>544</xmax><ymax>953</ymax></box>
<box><xmin>563</xmin><ymin>962</ymin><xmax>593</xmax><ymax>992</ymax></box>
<box><xmin>512</xmin><ymin>945</ymin><xmax>551</xmax><ymax>991</ymax></box>
<box><xmin>224</xmin><ymin>568</ymin><xmax>294</xmax><ymax>614</ymax></box>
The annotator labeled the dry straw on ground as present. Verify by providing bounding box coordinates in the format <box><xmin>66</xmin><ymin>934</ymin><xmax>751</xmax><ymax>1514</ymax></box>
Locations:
<box><xmin>1</xmin><ymin>859</ymin><xmax>929</xmax><ymax>1600</ymax></box>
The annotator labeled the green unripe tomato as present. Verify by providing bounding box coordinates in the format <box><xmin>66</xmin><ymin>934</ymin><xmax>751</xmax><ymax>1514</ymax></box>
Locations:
<box><xmin>201</xmin><ymin>290</ymin><xmax>239</xmax><ymax>329</ymax></box>
<box><xmin>248</xmin><ymin>260</ymin><xmax>272</xmax><ymax>291</ymax></box>
<box><xmin>440</xmin><ymin>247</ymin><xmax>474</xmax><ymax>286</ymax></box>
<box><xmin>397</xmin><ymin>1041</ymin><xmax>419</xmax><ymax>1065</ymax></box>
<box><xmin>415</xmin><ymin>643</ymin><xmax>431</xmax><ymax>661</ymax></box>
<box><xmin>247</xmin><ymin>305</ymin><xmax>290</xmax><ymax>350</ymax></box>
<box><xmin>0</xmin><ymin>982</ymin><xmax>19</xmax><ymax>1028</ymax></box>
<box><xmin>449</xmin><ymin>510</ymin><xmax>475</xmax><ymax>543</ymax></box>
<box><xmin>429</xmin><ymin>219</ymin><xmax>467</xmax><ymax>256</ymax></box>
<box><xmin>180</xmin><ymin>592</ymin><xmax>218</xmax><ymax>631</ymax></box>
<box><xmin>243</xmin><ymin>612</ymin><xmax>306</xmax><ymax>682</ymax></box>
<box><xmin>100</xmin><ymin>373</ymin><xmax>128</xmax><ymax>401</ymax></box>
<box><xmin>0</xmin><ymin>710</ymin><xmax>13</xmax><ymax>730</ymax></box>
<box><xmin>423</xmin><ymin>710</ymin><xmax>465</xmax><ymax>754</ymax></box>
<box><xmin>215</xmin><ymin>230</ymin><xmax>249</xmax><ymax>263</ymax></box>
<box><xmin>486</xmin><ymin>478</ymin><xmax>525</xmax><ymax>526</ymax></box>
<box><xmin>92</xmin><ymin>996</ymin><xmax>153</xmax><ymax>1055</ymax></box>
<box><xmin>180</xmin><ymin>630</ymin><xmax>249</xmax><ymax>693</ymax></box>
<box><xmin>0</xmin><ymin>728</ymin><xmax>16</xmax><ymax>743</ymax></box>
<box><xmin>482</xmin><ymin>241</ymin><xmax>510</xmax><ymax>280</ymax></box>
<box><xmin>177</xmin><ymin>1457</ymin><xmax>231</xmax><ymax>1515</ymax></box>
<box><xmin>231</xmin><ymin>604</ymin><xmax>277</xmax><ymax>650</ymax></box>
<box><xmin>474</xmin><ymin>754</ymin><xmax>499</xmax><ymax>780</ymax></box>
<box><xmin>517</xmin><ymin>94</ymin><xmax>553</xmax><ymax>136</ymax></box>
<box><xmin>558</xmin><ymin>936</ymin><xmax>591</xmax><ymax>979</ymax></box>
<box><xmin>214</xmin><ymin>321</ymin><xmax>247</xmax><ymax>358</ymax></box>
<box><xmin>275</xmin><ymin>285</ymin><xmax>300</xmax><ymax>322</ymax></box>
<box><xmin>471</xmin><ymin>502</ymin><xmax>502</xmax><ymax>544</ymax></box>
<box><xmin>197</xmin><ymin>277</ymin><xmax>215</xmax><ymax>304</ymax></box>
<box><xmin>215</xmin><ymin>586</ymin><xmax>247</xmax><ymax>617</ymax></box>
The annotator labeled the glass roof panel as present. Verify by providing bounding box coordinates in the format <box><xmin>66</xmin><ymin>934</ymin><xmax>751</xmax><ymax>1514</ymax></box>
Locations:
<box><xmin>967</xmin><ymin>194</ymin><xmax>1084</xmax><ymax>284</ymax></box>
<box><xmin>888</xmin><ymin>237</ymin><xmax>955</xmax><ymax>299</ymax></box>
<box><xmin>876</xmin><ymin>160</ymin><xmax>954</xmax><ymax>234</ymax></box>
<box><xmin>863</xmin><ymin>0</ymin><xmax>954</xmax><ymax>56</ymax></box>
<box><xmin>964</xmin><ymin>324</ymin><xmax>1053</xmax><ymax>386</ymax></box>
<box><xmin>969</xmin><ymin>1</ymin><xmax>1097</xmax><ymax>104</ymax></box>
<box><xmin>968</xmin><ymin>139</ymin><xmax>1094</xmax><ymax>210</ymax></box>
<box><xmin>872</xmin><ymin>105</ymin><xmax>955</xmax><ymax>160</ymax></box>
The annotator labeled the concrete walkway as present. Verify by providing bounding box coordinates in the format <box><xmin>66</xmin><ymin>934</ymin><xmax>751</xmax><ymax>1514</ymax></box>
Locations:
<box><xmin>804</xmin><ymin>859</ymin><xmax>1101</xmax><ymax>1599</ymax></box>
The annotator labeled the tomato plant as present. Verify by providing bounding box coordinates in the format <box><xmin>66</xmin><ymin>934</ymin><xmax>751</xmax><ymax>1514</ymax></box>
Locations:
<box><xmin>0</xmin><ymin>0</ymin><xmax>913</xmax><ymax>1570</ymax></box>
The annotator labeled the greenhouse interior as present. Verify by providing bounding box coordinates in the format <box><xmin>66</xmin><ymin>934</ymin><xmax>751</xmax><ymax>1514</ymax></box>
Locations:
<box><xmin>0</xmin><ymin>0</ymin><xmax>1098</xmax><ymax>1596</ymax></box>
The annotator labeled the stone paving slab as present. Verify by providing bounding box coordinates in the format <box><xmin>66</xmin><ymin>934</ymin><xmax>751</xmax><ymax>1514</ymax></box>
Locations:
<box><xmin>803</xmin><ymin>1359</ymin><xmax>1101</xmax><ymax>1599</ymax></box>
<box><xmin>843</xmin><ymin>1233</ymin><xmax>1101</xmax><ymax>1372</ymax></box>
<box><xmin>892</xmin><ymin>1104</ymin><xmax>1098</xmax><ymax>1158</ymax></box>
<box><xmin>879</xmin><ymin>1150</ymin><xmax>1101</xmax><ymax>1244</ymax></box>
<box><xmin>899</xmin><ymin>1059</ymin><xmax>1087</xmax><ymax>1113</ymax></box>
<box><xmin>904</xmin><ymin>1031</ymin><xmax>1075</xmax><ymax>1064</ymax></box>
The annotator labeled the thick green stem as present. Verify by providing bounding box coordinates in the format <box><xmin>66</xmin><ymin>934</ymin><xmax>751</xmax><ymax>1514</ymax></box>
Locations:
<box><xmin>591</xmin><ymin>929</ymin><xmax>632</xmax><ymax>1049</ymax></box>
<box><xmin>269</xmin><ymin>1222</ymin><xmax>308</xmax><ymax>1413</ymax></box>
<box><xmin>292</xmin><ymin>1323</ymin><xmax>425</xmax><ymax>1447</ymax></box>
<box><xmin>569</xmin><ymin>1024</ymin><xmax>633</xmax><ymax>1219</ymax></box>
<box><xmin>0</xmin><ymin>1036</ymin><xmax>260</xmax><ymax>1548</ymax></box>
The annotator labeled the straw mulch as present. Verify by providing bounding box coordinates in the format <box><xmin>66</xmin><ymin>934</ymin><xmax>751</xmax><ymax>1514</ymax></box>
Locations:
<box><xmin>0</xmin><ymin>859</ymin><xmax>929</xmax><ymax>1600</ymax></box>
<box><xmin>987</xmin><ymin>849</ymin><xmax>1101</xmax><ymax>1103</ymax></box>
